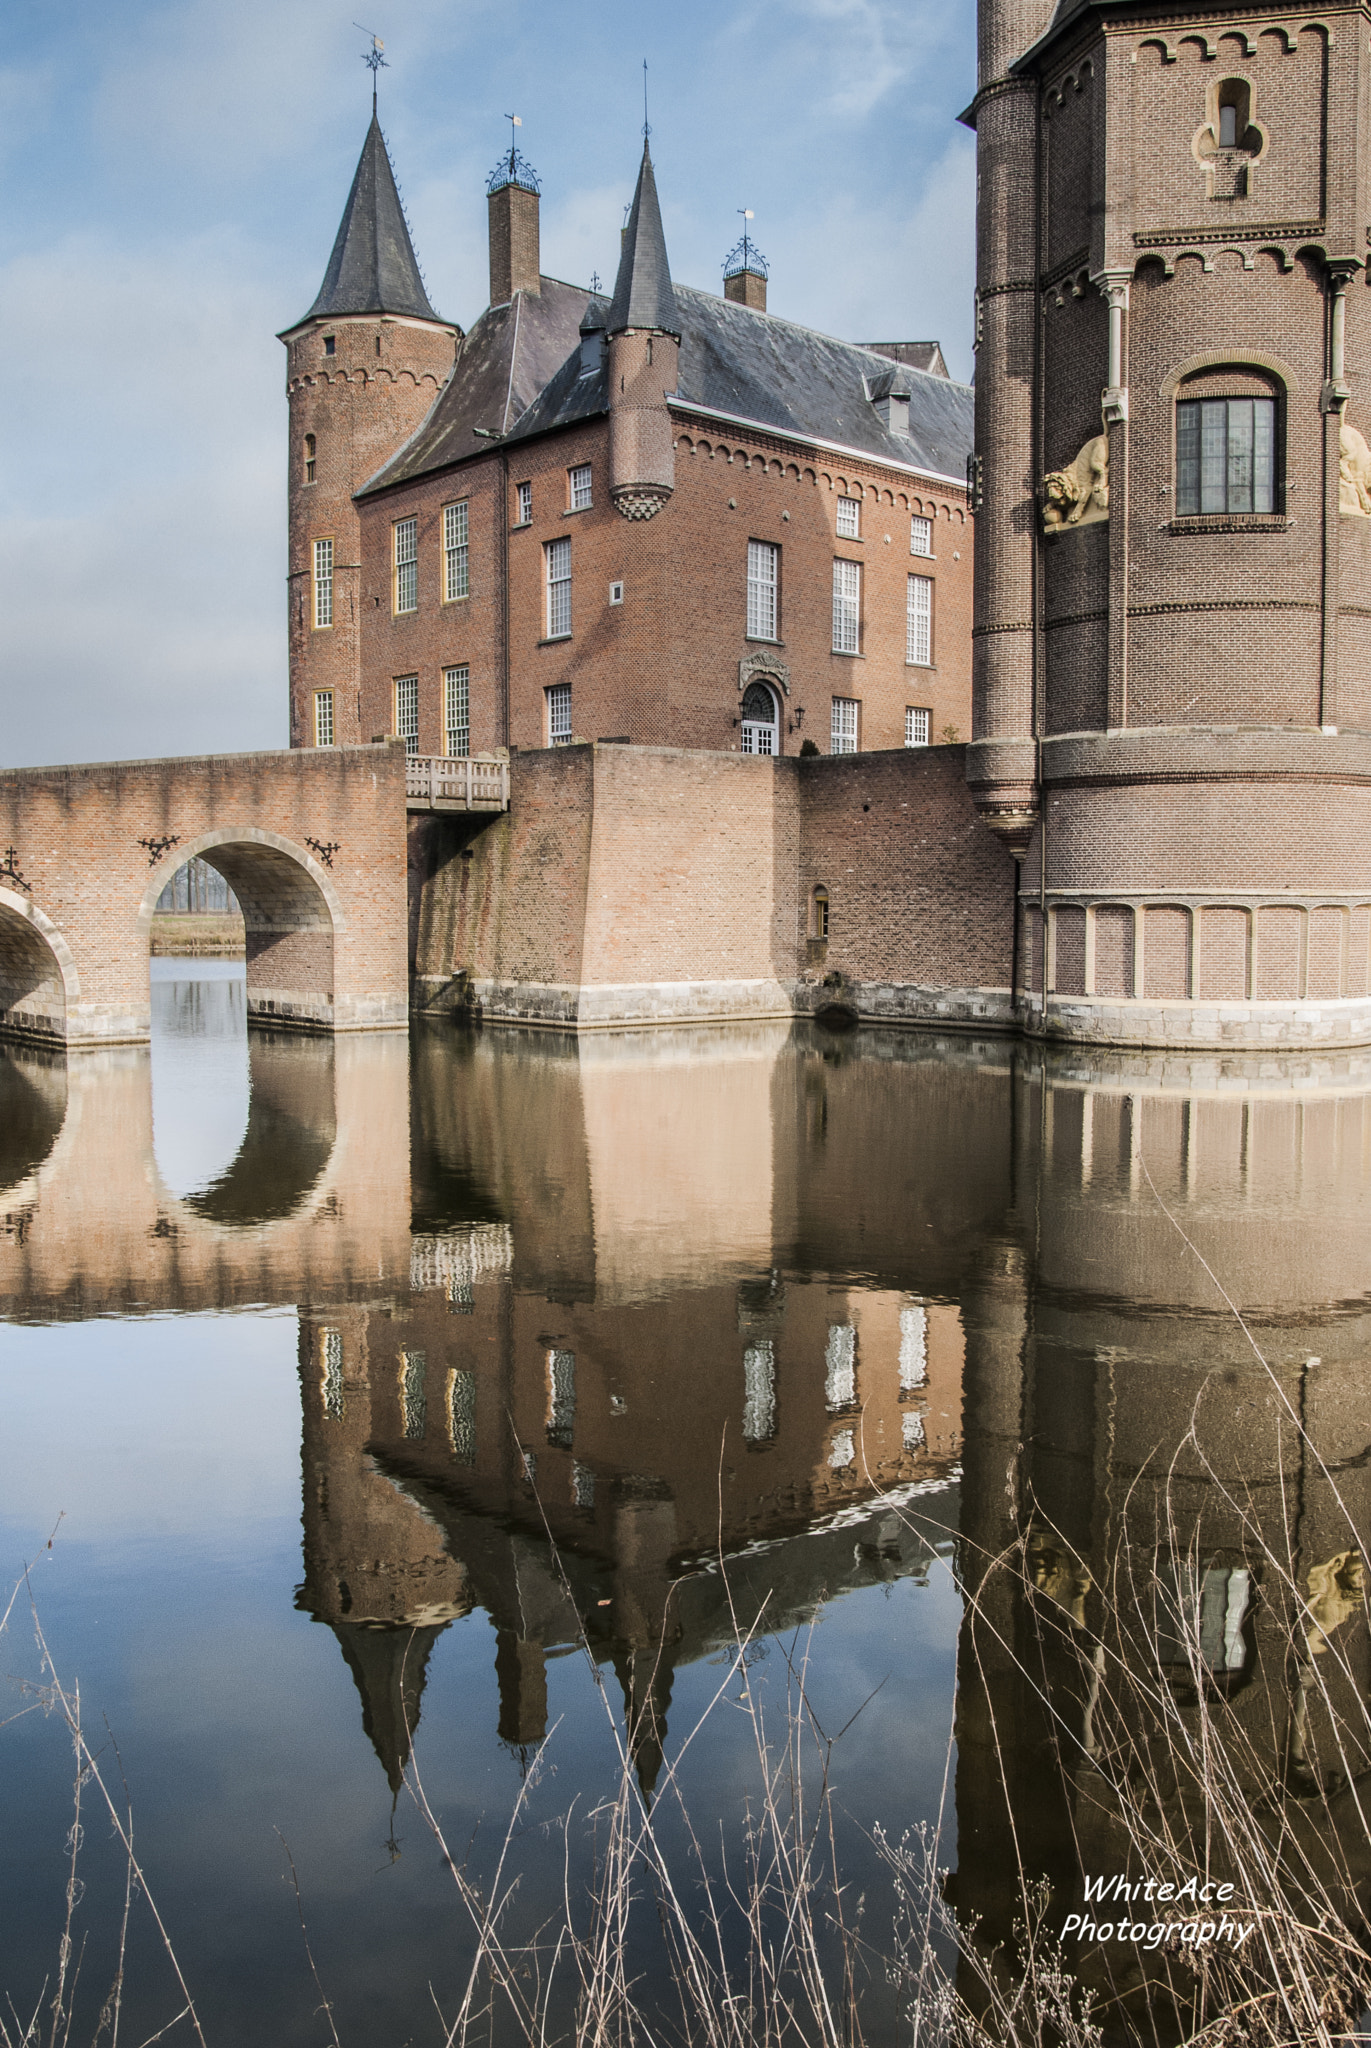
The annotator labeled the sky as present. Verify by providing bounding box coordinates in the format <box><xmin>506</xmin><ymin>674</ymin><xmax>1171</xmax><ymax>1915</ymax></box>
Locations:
<box><xmin>1</xmin><ymin>0</ymin><xmax>977</xmax><ymax>769</ymax></box>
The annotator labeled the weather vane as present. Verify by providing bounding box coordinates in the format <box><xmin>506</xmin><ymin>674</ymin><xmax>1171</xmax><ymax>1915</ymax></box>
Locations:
<box><xmin>642</xmin><ymin>60</ymin><xmax>651</xmax><ymax>143</ymax></box>
<box><xmin>738</xmin><ymin>208</ymin><xmax>753</xmax><ymax>273</ymax></box>
<box><xmin>355</xmin><ymin>24</ymin><xmax>388</xmax><ymax>112</ymax></box>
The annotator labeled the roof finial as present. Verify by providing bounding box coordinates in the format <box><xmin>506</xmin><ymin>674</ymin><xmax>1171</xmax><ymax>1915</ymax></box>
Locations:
<box><xmin>642</xmin><ymin>59</ymin><xmax>651</xmax><ymax>146</ymax></box>
<box><xmin>355</xmin><ymin>24</ymin><xmax>388</xmax><ymax>114</ymax></box>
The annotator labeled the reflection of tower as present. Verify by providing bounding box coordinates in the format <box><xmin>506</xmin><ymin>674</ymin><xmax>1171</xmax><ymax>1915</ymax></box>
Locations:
<box><xmin>296</xmin><ymin>1309</ymin><xmax>470</xmax><ymax>1791</ymax></box>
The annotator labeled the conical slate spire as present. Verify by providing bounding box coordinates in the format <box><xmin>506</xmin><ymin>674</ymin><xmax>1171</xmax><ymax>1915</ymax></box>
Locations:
<box><xmin>304</xmin><ymin>114</ymin><xmax>440</xmax><ymax>322</ymax></box>
<box><xmin>606</xmin><ymin>145</ymin><xmax>679</xmax><ymax>337</ymax></box>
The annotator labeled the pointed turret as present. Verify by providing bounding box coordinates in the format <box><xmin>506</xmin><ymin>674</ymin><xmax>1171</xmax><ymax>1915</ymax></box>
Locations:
<box><xmin>607</xmin><ymin>145</ymin><xmax>680</xmax><ymax>339</ymax></box>
<box><xmin>332</xmin><ymin>1621</ymin><xmax>447</xmax><ymax>1793</ymax></box>
<box><xmin>279</xmin><ymin>111</ymin><xmax>458</xmax><ymax>751</ymax></box>
<box><xmin>304</xmin><ymin>113</ymin><xmax>440</xmax><ymax>323</ymax></box>
<box><xmin>606</xmin><ymin>144</ymin><xmax>680</xmax><ymax>522</ymax></box>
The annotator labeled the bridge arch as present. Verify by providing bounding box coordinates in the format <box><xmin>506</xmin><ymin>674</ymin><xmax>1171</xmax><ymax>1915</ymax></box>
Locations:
<box><xmin>137</xmin><ymin>829</ymin><xmax>347</xmax><ymax>1032</ymax></box>
<box><xmin>0</xmin><ymin>887</ymin><xmax>81</xmax><ymax>1045</ymax></box>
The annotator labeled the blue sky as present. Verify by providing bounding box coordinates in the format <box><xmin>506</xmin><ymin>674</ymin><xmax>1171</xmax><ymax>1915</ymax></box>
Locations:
<box><xmin>1</xmin><ymin>0</ymin><xmax>976</xmax><ymax>768</ymax></box>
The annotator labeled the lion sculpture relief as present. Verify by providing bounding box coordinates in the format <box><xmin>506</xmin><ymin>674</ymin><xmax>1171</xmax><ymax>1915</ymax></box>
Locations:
<box><xmin>1041</xmin><ymin>432</ymin><xmax>1109</xmax><ymax>531</ymax></box>
<box><xmin>1340</xmin><ymin>423</ymin><xmax>1371</xmax><ymax>518</ymax></box>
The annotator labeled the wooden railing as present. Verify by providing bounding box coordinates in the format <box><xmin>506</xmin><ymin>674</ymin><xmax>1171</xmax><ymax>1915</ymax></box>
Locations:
<box><xmin>405</xmin><ymin>754</ymin><xmax>510</xmax><ymax>811</ymax></box>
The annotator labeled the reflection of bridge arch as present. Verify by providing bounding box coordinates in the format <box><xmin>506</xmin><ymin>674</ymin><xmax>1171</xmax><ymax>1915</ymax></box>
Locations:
<box><xmin>0</xmin><ymin>887</ymin><xmax>81</xmax><ymax>1044</ymax></box>
<box><xmin>137</xmin><ymin>829</ymin><xmax>346</xmax><ymax>1033</ymax></box>
<box><xmin>176</xmin><ymin>1029</ymin><xmax>337</xmax><ymax>1227</ymax></box>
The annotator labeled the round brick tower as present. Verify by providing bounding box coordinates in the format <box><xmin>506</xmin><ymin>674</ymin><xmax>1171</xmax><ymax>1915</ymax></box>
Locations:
<box><xmin>280</xmin><ymin>110</ymin><xmax>458</xmax><ymax>751</ymax></box>
<box><xmin>968</xmin><ymin>0</ymin><xmax>1371</xmax><ymax>1051</ymax></box>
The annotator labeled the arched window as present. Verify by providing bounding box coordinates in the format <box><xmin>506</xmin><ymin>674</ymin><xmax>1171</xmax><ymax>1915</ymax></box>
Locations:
<box><xmin>304</xmin><ymin>433</ymin><xmax>316</xmax><ymax>485</ymax></box>
<box><xmin>740</xmin><ymin>680</ymin><xmax>780</xmax><ymax>756</ymax></box>
<box><xmin>1174</xmin><ymin>366</ymin><xmax>1283</xmax><ymax>518</ymax></box>
<box><xmin>811</xmin><ymin>885</ymin><xmax>830</xmax><ymax>941</ymax></box>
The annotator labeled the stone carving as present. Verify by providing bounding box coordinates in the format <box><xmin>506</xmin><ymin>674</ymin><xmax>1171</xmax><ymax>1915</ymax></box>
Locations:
<box><xmin>1041</xmin><ymin>432</ymin><xmax>1109</xmax><ymax>531</ymax></box>
<box><xmin>1339</xmin><ymin>423</ymin><xmax>1371</xmax><ymax>517</ymax></box>
<box><xmin>738</xmin><ymin>650</ymin><xmax>790</xmax><ymax>696</ymax></box>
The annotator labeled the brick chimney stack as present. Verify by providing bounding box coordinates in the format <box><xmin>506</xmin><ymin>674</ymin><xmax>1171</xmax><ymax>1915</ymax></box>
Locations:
<box><xmin>724</xmin><ymin>267</ymin><xmax>766</xmax><ymax>311</ymax></box>
<box><xmin>723</xmin><ymin>218</ymin><xmax>768</xmax><ymax>313</ymax></box>
<box><xmin>487</xmin><ymin>139</ymin><xmax>542</xmax><ymax>305</ymax></box>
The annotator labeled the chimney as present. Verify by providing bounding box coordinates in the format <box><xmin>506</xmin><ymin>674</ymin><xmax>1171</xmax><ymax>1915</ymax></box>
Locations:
<box><xmin>725</xmin><ymin>267</ymin><xmax>767</xmax><ymax>311</ymax></box>
<box><xmin>486</xmin><ymin>143</ymin><xmax>542</xmax><ymax>305</ymax></box>
<box><xmin>722</xmin><ymin>218</ymin><xmax>768</xmax><ymax>312</ymax></box>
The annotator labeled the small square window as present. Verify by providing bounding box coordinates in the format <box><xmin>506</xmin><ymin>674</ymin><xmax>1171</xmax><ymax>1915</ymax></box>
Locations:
<box><xmin>609</xmin><ymin>580</ymin><xmax>624</xmax><ymax>605</ymax></box>
<box><xmin>910</xmin><ymin>516</ymin><xmax>933</xmax><ymax>557</ymax></box>
<box><xmin>905</xmin><ymin>706</ymin><xmax>930</xmax><ymax>748</ymax></box>
<box><xmin>516</xmin><ymin>480</ymin><xmax>532</xmax><ymax>525</ymax></box>
<box><xmin>836</xmin><ymin>496</ymin><xmax>860</xmax><ymax>539</ymax></box>
<box><xmin>569</xmin><ymin>464</ymin><xmax>593</xmax><ymax>511</ymax></box>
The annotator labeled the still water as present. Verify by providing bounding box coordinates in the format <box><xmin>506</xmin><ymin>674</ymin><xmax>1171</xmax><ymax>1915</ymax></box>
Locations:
<box><xmin>1</xmin><ymin>960</ymin><xmax>1369</xmax><ymax>2042</ymax></box>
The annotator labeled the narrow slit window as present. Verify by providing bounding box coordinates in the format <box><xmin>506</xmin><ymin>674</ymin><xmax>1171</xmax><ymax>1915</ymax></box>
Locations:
<box><xmin>447</xmin><ymin>1369</ymin><xmax>476</xmax><ymax>1464</ymax></box>
<box><xmin>444</xmin><ymin>665</ymin><xmax>469</xmax><ymax>757</ymax></box>
<box><xmin>312</xmin><ymin>538</ymin><xmax>333</xmax><ymax>629</ymax></box>
<box><xmin>546</xmin><ymin>537</ymin><xmax>571</xmax><ymax>637</ymax></box>
<box><xmin>443</xmin><ymin>501</ymin><xmax>469</xmax><ymax>601</ymax></box>
<box><xmin>907</xmin><ymin>574</ymin><xmax>933</xmax><ymax>666</ymax></box>
<box><xmin>394</xmin><ymin>673</ymin><xmax>419</xmax><ymax>754</ymax></box>
<box><xmin>313</xmin><ymin>690</ymin><xmax>334</xmax><ymax>748</ymax></box>
<box><xmin>303</xmin><ymin>433</ymin><xmax>316</xmax><ymax>484</ymax></box>
<box><xmin>747</xmin><ymin>540</ymin><xmax>779</xmax><ymax>640</ymax></box>
<box><xmin>399</xmin><ymin>1349</ymin><xmax>427</xmax><ymax>1440</ymax></box>
<box><xmin>319</xmin><ymin>1328</ymin><xmax>344</xmax><ymax>1419</ymax></box>
<box><xmin>394</xmin><ymin>516</ymin><xmax>418</xmax><ymax>613</ymax></box>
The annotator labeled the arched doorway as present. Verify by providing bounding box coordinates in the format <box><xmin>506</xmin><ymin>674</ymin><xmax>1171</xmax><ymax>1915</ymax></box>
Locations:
<box><xmin>740</xmin><ymin>680</ymin><xmax>780</xmax><ymax>756</ymax></box>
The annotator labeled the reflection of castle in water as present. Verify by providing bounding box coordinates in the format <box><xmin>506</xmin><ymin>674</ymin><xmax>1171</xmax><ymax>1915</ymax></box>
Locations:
<box><xmin>5</xmin><ymin>996</ymin><xmax>1371</xmax><ymax>1897</ymax></box>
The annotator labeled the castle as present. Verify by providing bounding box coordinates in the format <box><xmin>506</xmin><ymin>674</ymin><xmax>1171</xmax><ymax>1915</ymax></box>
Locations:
<box><xmin>273</xmin><ymin>11</ymin><xmax>1371</xmax><ymax>1053</ymax></box>
<box><xmin>280</xmin><ymin>119</ymin><xmax>975</xmax><ymax>764</ymax></box>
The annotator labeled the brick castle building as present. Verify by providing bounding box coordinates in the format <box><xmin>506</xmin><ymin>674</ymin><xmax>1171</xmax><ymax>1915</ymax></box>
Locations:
<box><xmin>966</xmin><ymin>0</ymin><xmax>1371</xmax><ymax>1047</ymax></box>
<box><xmin>281</xmin><ymin>118</ymin><xmax>975</xmax><ymax>765</ymax></box>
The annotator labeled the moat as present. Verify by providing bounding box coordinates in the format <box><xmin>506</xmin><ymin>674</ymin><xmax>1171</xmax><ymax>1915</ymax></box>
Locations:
<box><xmin>2</xmin><ymin>961</ymin><xmax>1370</xmax><ymax>2044</ymax></box>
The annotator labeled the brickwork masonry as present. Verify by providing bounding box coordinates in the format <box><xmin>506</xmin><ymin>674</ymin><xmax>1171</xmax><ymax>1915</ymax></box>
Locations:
<box><xmin>411</xmin><ymin>741</ymin><xmax>1018</xmax><ymax>1031</ymax></box>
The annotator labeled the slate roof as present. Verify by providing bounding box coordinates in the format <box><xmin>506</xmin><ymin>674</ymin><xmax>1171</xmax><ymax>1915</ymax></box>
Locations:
<box><xmin>606</xmin><ymin>146</ymin><xmax>680</xmax><ymax>336</ymax></box>
<box><xmin>292</xmin><ymin>114</ymin><xmax>442</xmax><ymax>327</ymax></box>
<box><xmin>504</xmin><ymin>287</ymin><xmax>974</xmax><ymax>483</ymax></box>
<box><xmin>361</xmin><ymin>277</ymin><xmax>594</xmax><ymax>492</ymax></box>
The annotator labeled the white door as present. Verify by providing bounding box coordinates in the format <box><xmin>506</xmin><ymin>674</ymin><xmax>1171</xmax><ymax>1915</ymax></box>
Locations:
<box><xmin>740</xmin><ymin>681</ymin><xmax>779</xmax><ymax>755</ymax></box>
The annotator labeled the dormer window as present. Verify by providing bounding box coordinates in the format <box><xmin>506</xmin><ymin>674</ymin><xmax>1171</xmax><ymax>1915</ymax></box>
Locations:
<box><xmin>867</xmin><ymin>366</ymin><xmax>912</xmax><ymax>437</ymax></box>
<box><xmin>303</xmin><ymin>433</ymin><xmax>316</xmax><ymax>484</ymax></box>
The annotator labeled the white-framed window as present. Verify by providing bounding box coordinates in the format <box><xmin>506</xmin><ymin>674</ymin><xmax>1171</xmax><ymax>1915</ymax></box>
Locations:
<box><xmin>516</xmin><ymin>480</ymin><xmax>532</xmax><ymax>525</ymax></box>
<box><xmin>394</xmin><ymin>516</ymin><xmax>418</xmax><ymax>613</ymax></box>
<box><xmin>743</xmin><ymin>1341</ymin><xmax>776</xmax><ymax>1443</ymax></box>
<box><xmin>546</xmin><ymin>1348</ymin><xmax>576</xmax><ymax>1448</ymax></box>
<box><xmin>899</xmin><ymin>1301</ymin><xmax>928</xmax><ymax>1391</ymax></box>
<box><xmin>447</xmin><ymin>1368</ymin><xmax>475</xmax><ymax>1464</ymax></box>
<box><xmin>319</xmin><ymin>1327</ymin><xmax>344</xmax><ymax>1419</ymax></box>
<box><xmin>394</xmin><ymin>673</ymin><xmax>419</xmax><ymax>754</ymax></box>
<box><xmin>825</xmin><ymin>1325</ymin><xmax>857</xmax><ymax>1410</ymax></box>
<box><xmin>304</xmin><ymin>433</ymin><xmax>316</xmax><ymax>484</ymax></box>
<box><xmin>831</xmin><ymin>696</ymin><xmax>859</xmax><ymax>754</ymax></box>
<box><xmin>444</xmin><ymin>665</ymin><xmax>470</xmax><ymax>757</ymax></box>
<box><xmin>547</xmin><ymin>681</ymin><xmax>572</xmax><ymax>745</ymax></box>
<box><xmin>747</xmin><ymin>539</ymin><xmax>779</xmax><ymax>640</ymax></box>
<box><xmin>546</xmin><ymin>536</ymin><xmax>572</xmax><ymax>637</ymax></box>
<box><xmin>312</xmin><ymin>537</ymin><xmax>333</xmax><ymax>628</ymax></box>
<box><xmin>313</xmin><ymin>690</ymin><xmax>334</xmax><ymax>748</ymax></box>
<box><xmin>609</xmin><ymin>580</ymin><xmax>624</xmax><ymax>605</ymax></box>
<box><xmin>832</xmin><ymin>559</ymin><xmax>861</xmax><ymax>654</ymax></box>
<box><xmin>443</xmin><ymin>501</ymin><xmax>469</xmax><ymax>602</ymax></box>
<box><xmin>740</xmin><ymin>679</ymin><xmax>779</xmax><ymax>756</ymax></box>
<box><xmin>399</xmin><ymin>1349</ymin><xmax>427</xmax><ymax>1439</ymax></box>
<box><xmin>910</xmin><ymin>515</ymin><xmax>933</xmax><ymax>557</ymax></box>
<box><xmin>905</xmin><ymin>706</ymin><xmax>931</xmax><ymax>748</ymax></box>
<box><xmin>907</xmin><ymin>573</ymin><xmax>933</xmax><ymax>666</ymax></box>
<box><xmin>569</xmin><ymin>463</ymin><xmax>593</xmax><ymax>511</ymax></box>
<box><xmin>836</xmin><ymin>495</ymin><xmax>860</xmax><ymax>539</ymax></box>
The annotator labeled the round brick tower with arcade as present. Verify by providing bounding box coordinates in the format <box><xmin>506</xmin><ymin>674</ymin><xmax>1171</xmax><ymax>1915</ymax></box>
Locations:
<box><xmin>965</xmin><ymin>0</ymin><xmax>1371</xmax><ymax>1049</ymax></box>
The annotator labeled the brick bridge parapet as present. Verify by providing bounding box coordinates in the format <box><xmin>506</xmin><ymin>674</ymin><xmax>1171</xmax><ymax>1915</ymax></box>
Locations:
<box><xmin>0</xmin><ymin>743</ymin><xmax>409</xmax><ymax>1047</ymax></box>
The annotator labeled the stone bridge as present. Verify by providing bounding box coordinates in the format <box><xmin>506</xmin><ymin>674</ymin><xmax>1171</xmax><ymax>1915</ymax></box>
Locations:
<box><xmin>0</xmin><ymin>744</ymin><xmax>410</xmax><ymax>1045</ymax></box>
